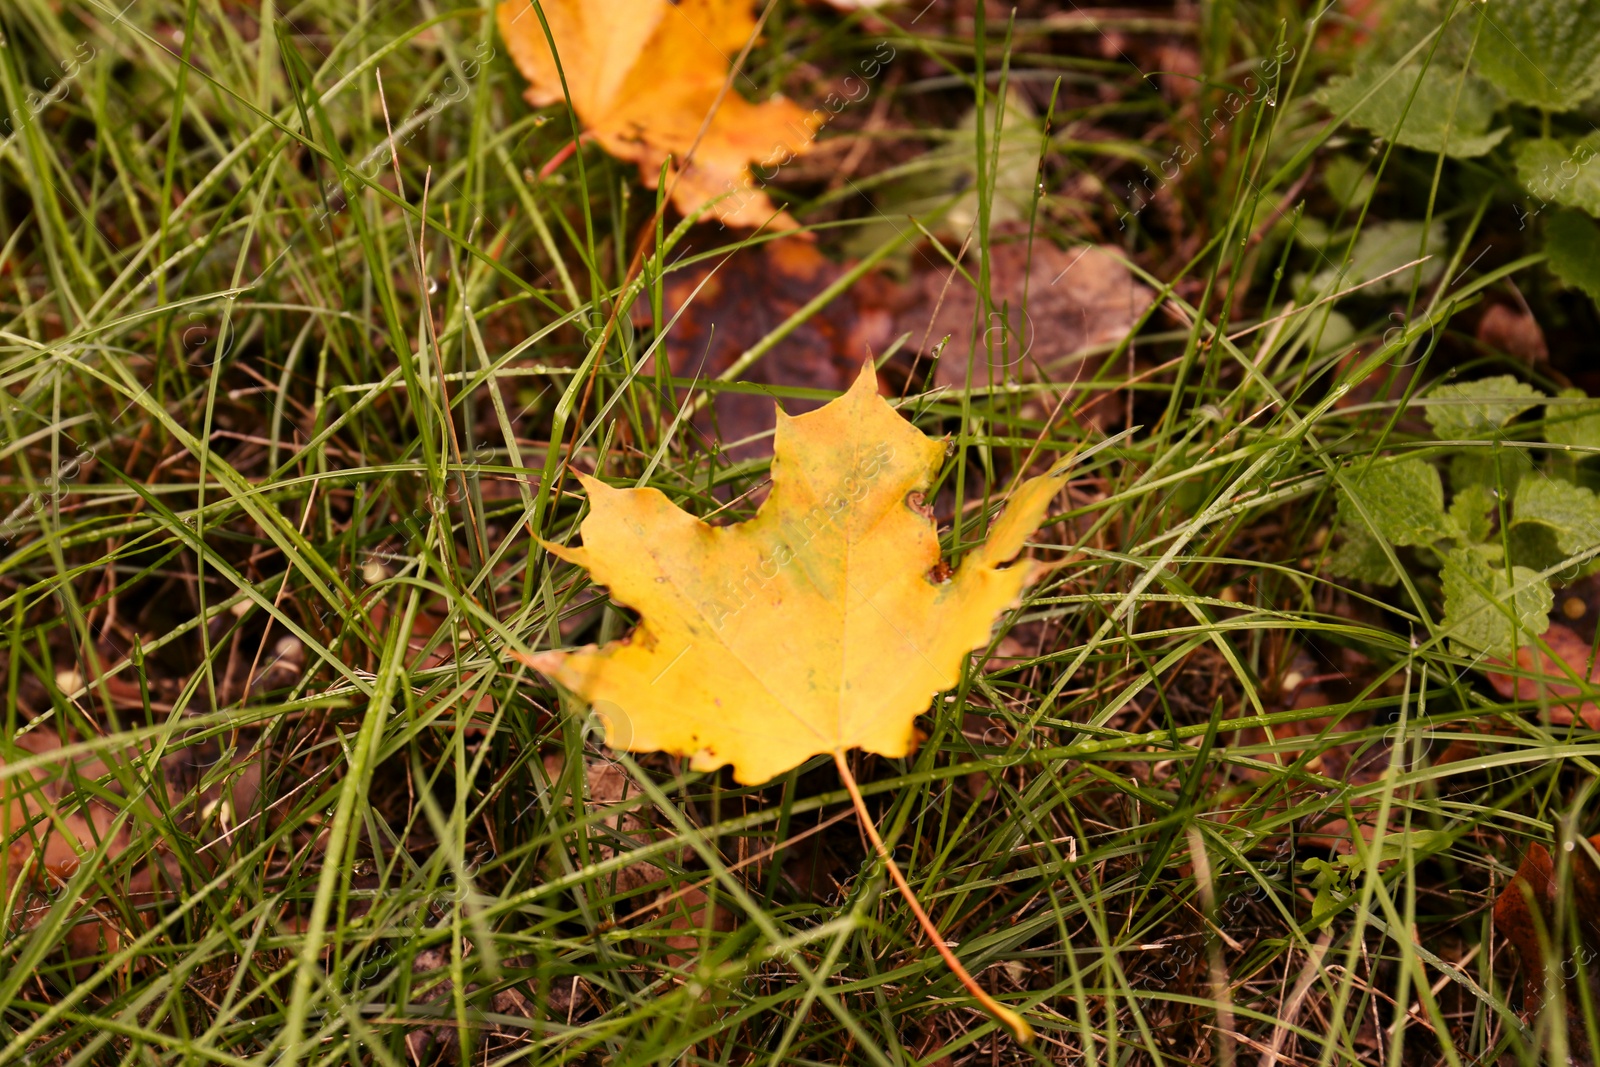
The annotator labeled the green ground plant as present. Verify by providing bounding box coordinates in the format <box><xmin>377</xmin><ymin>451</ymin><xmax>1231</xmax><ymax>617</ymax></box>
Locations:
<box><xmin>1329</xmin><ymin>375</ymin><xmax>1600</xmax><ymax>658</ymax></box>
<box><xmin>1</xmin><ymin>0</ymin><xmax>1599</xmax><ymax>1064</ymax></box>
<box><xmin>1316</xmin><ymin>0</ymin><xmax>1600</xmax><ymax>302</ymax></box>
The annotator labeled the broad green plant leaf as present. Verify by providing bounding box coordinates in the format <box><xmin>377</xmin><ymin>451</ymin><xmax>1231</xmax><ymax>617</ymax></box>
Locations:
<box><xmin>1546</xmin><ymin>210</ymin><xmax>1600</xmax><ymax>306</ymax></box>
<box><xmin>1327</xmin><ymin>457</ymin><xmax>1449</xmax><ymax>585</ymax></box>
<box><xmin>1472</xmin><ymin>0</ymin><xmax>1600</xmax><ymax>112</ymax></box>
<box><xmin>1303</xmin><ymin>219</ymin><xmax>1446</xmax><ymax>298</ymax></box>
<box><xmin>524</xmin><ymin>366</ymin><xmax>1068</xmax><ymax>785</ymax></box>
<box><xmin>1315</xmin><ymin>61</ymin><xmax>1509</xmax><ymax>159</ymax></box>
<box><xmin>1300</xmin><ymin>830</ymin><xmax>1450</xmax><ymax>929</ymax></box>
<box><xmin>1326</xmin><ymin>521</ymin><xmax>1401</xmax><ymax>585</ymax></box>
<box><xmin>1448</xmin><ymin>483</ymin><xmax>1496</xmax><ymax>544</ymax></box>
<box><xmin>1448</xmin><ymin>448</ymin><xmax>1532</xmax><ymax>497</ymax></box>
<box><xmin>1323</xmin><ymin>156</ymin><xmax>1376</xmax><ymax>210</ymax></box>
<box><xmin>1546</xmin><ymin>389</ymin><xmax>1600</xmax><ymax>451</ymax></box>
<box><xmin>1341</xmin><ymin>457</ymin><xmax>1453</xmax><ymax>547</ymax></box>
<box><xmin>1440</xmin><ymin>547</ymin><xmax>1553</xmax><ymax>656</ymax></box>
<box><xmin>1301</xmin><ymin>858</ymin><xmax>1348</xmax><ymax>927</ymax></box>
<box><xmin>1425</xmin><ymin>375</ymin><xmax>1545</xmax><ymax>438</ymax></box>
<box><xmin>1513</xmin><ymin>477</ymin><xmax>1600</xmax><ymax>559</ymax></box>
<box><xmin>1515</xmin><ymin>135</ymin><xmax>1600</xmax><ymax>216</ymax></box>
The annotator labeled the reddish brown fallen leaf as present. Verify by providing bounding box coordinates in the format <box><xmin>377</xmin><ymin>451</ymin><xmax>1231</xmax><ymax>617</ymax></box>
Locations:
<box><xmin>2</xmin><ymin>729</ymin><xmax>260</xmax><ymax>966</ymax></box>
<box><xmin>637</xmin><ymin>237</ymin><xmax>895</xmax><ymax>459</ymax></box>
<box><xmin>1485</xmin><ymin>622</ymin><xmax>1600</xmax><ymax>728</ymax></box>
<box><xmin>543</xmin><ymin>753</ymin><xmax>670</xmax><ymax>895</ymax></box>
<box><xmin>1154</xmin><ymin>41</ymin><xmax>1204</xmax><ymax>104</ymax></box>
<box><xmin>402</xmin><ymin>945</ymin><xmax>541</xmax><ymax>1060</ymax></box>
<box><xmin>1433</xmin><ymin>719</ymin><xmax>1512</xmax><ymax>766</ymax></box>
<box><xmin>659</xmin><ymin>884</ymin><xmax>739</xmax><ymax>969</ymax></box>
<box><xmin>896</xmin><ymin>236</ymin><xmax>1152</xmax><ymax>413</ymax></box>
<box><xmin>1493</xmin><ymin>838</ymin><xmax>1600</xmax><ymax>1021</ymax></box>
<box><xmin>1495</xmin><ymin>844</ymin><xmax>1559</xmax><ymax>1011</ymax></box>
<box><xmin>1477</xmin><ymin>303</ymin><xmax>1549</xmax><ymax>365</ymax></box>
<box><xmin>542</xmin><ymin>753</ymin><xmax>734</xmax><ymax>969</ymax></box>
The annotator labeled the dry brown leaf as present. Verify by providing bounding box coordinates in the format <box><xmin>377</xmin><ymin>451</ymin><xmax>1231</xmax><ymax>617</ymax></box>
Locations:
<box><xmin>1493</xmin><ymin>837</ymin><xmax>1600</xmax><ymax>1030</ymax></box>
<box><xmin>635</xmin><ymin>237</ymin><xmax>895</xmax><ymax>459</ymax></box>
<box><xmin>1485</xmin><ymin>622</ymin><xmax>1600</xmax><ymax>728</ymax></box>
<box><xmin>543</xmin><ymin>753</ymin><xmax>733</xmax><ymax>969</ymax></box>
<box><xmin>1495</xmin><ymin>843</ymin><xmax>1559</xmax><ymax>1012</ymax></box>
<box><xmin>401</xmin><ymin>946</ymin><xmax>540</xmax><ymax>1060</ymax></box>
<box><xmin>2</xmin><ymin>730</ymin><xmax>260</xmax><ymax>963</ymax></box>
<box><xmin>543</xmin><ymin>752</ymin><xmax>668</xmax><ymax>895</ymax></box>
<box><xmin>497</xmin><ymin>0</ymin><xmax>816</xmax><ymax>229</ymax></box>
<box><xmin>897</xmin><ymin>238</ymin><xmax>1152</xmax><ymax>417</ymax></box>
<box><xmin>1477</xmin><ymin>303</ymin><xmax>1549</xmax><ymax>365</ymax></box>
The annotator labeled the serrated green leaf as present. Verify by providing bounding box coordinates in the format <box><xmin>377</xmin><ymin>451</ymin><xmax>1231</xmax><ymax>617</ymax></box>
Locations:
<box><xmin>1449</xmin><ymin>483</ymin><xmax>1496</xmax><ymax>544</ymax></box>
<box><xmin>1546</xmin><ymin>389</ymin><xmax>1600</xmax><ymax>451</ymax></box>
<box><xmin>1313</xmin><ymin>309</ymin><xmax>1356</xmax><ymax>355</ymax></box>
<box><xmin>1341</xmin><ymin>457</ymin><xmax>1453</xmax><ymax>546</ymax></box>
<box><xmin>1425</xmin><ymin>375</ymin><xmax>1545</xmax><ymax>437</ymax></box>
<box><xmin>1508</xmin><ymin>520</ymin><xmax>1566</xmax><ymax>575</ymax></box>
<box><xmin>1546</xmin><ymin>210</ymin><xmax>1600</xmax><ymax>306</ymax></box>
<box><xmin>1302</xmin><ymin>857</ymin><xmax>1349</xmax><ymax>927</ymax></box>
<box><xmin>1513</xmin><ymin>476</ymin><xmax>1600</xmax><ymax>559</ymax></box>
<box><xmin>1326</xmin><ymin>520</ymin><xmax>1402</xmax><ymax>585</ymax></box>
<box><xmin>1440</xmin><ymin>547</ymin><xmax>1552</xmax><ymax>656</ymax></box>
<box><xmin>1314</xmin><ymin>61</ymin><xmax>1509</xmax><ymax>159</ymax></box>
<box><xmin>1515</xmin><ymin>136</ymin><xmax>1600</xmax><ymax>217</ymax></box>
<box><xmin>1304</xmin><ymin>219</ymin><xmax>1446</xmax><ymax>298</ymax></box>
<box><xmin>1448</xmin><ymin>447</ymin><xmax>1531</xmax><ymax>497</ymax></box>
<box><xmin>1324</xmin><ymin>156</ymin><xmax>1377</xmax><ymax>211</ymax></box>
<box><xmin>1473</xmin><ymin>0</ymin><xmax>1600</xmax><ymax>112</ymax></box>
<box><xmin>1337</xmin><ymin>828</ymin><xmax>1451</xmax><ymax>869</ymax></box>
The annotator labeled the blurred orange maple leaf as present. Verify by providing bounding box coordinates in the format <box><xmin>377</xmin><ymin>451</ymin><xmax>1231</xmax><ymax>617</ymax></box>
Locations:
<box><xmin>497</xmin><ymin>0</ymin><xmax>817</xmax><ymax>229</ymax></box>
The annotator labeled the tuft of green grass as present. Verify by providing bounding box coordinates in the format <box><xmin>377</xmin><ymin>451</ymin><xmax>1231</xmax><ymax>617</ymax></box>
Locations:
<box><xmin>2</xmin><ymin>0</ymin><xmax>1598</xmax><ymax>1064</ymax></box>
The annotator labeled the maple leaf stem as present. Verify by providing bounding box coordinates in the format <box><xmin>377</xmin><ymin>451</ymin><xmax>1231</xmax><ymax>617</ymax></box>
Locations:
<box><xmin>539</xmin><ymin>137</ymin><xmax>581</xmax><ymax>179</ymax></box>
<box><xmin>830</xmin><ymin>749</ymin><xmax>1035</xmax><ymax>1044</ymax></box>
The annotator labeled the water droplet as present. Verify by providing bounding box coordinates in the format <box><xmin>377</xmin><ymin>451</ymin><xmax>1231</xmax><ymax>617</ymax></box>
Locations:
<box><xmin>427</xmin><ymin>278</ymin><xmax>438</xmax><ymax>294</ymax></box>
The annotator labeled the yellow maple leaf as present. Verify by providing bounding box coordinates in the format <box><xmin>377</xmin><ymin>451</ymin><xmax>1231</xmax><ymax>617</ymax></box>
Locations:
<box><xmin>524</xmin><ymin>364</ymin><xmax>1068</xmax><ymax>787</ymax></box>
<box><xmin>497</xmin><ymin>0</ymin><xmax>818</xmax><ymax>229</ymax></box>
